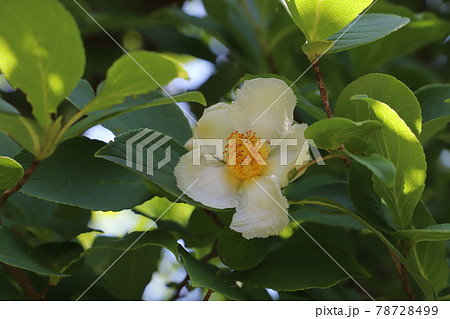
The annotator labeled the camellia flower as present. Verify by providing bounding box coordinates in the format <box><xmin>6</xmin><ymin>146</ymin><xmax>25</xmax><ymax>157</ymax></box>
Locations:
<box><xmin>174</xmin><ymin>78</ymin><xmax>310</xmax><ymax>239</ymax></box>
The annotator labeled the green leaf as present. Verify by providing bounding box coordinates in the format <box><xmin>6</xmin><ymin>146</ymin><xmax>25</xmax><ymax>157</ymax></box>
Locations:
<box><xmin>0</xmin><ymin>226</ymin><xmax>66</xmax><ymax>277</ymax></box>
<box><xmin>230</xmin><ymin>230</ymin><xmax>368</xmax><ymax>291</ymax></box>
<box><xmin>351</xmin><ymin>9</ymin><xmax>450</xmax><ymax>74</ymax></box>
<box><xmin>185</xmin><ymin>209</ymin><xmax>222</xmax><ymax>248</ymax></box>
<box><xmin>0</xmin><ymin>98</ymin><xmax>19</xmax><ymax>115</ymax></box>
<box><xmin>95</xmin><ymin>129</ymin><xmax>187</xmax><ymax>200</ymax></box>
<box><xmin>347</xmin><ymin>162</ymin><xmax>394</xmax><ymax>231</ymax></box>
<box><xmin>83</xmin><ymin>51</ymin><xmax>187</xmax><ymax>113</ymax></box>
<box><xmin>66</xmin><ymin>79</ymin><xmax>96</xmax><ymax>109</ymax></box>
<box><xmin>81</xmin><ymin>230</ymin><xmax>179</xmax><ymax>260</ymax></box>
<box><xmin>395</xmin><ymin>225</ymin><xmax>450</xmax><ymax>243</ymax></box>
<box><xmin>0</xmin><ymin>156</ymin><xmax>23</xmax><ymax>191</ymax></box>
<box><xmin>217</xmin><ymin>228</ymin><xmax>269</xmax><ymax>271</ymax></box>
<box><xmin>343</xmin><ymin>95</ymin><xmax>426</xmax><ymax>229</ymax></box>
<box><xmin>178</xmin><ymin>246</ymin><xmax>244</xmax><ymax>300</ymax></box>
<box><xmin>415</xmin><ymin>84</ymin><xmax>450</xmax><ymax>143</ymax></box>
<box><xmin>343</xmin><ymin>151</ymin><xmax>396</xmax><ymax>188</ymax></box>
<box><xmin>16</xmin><ymin>137</ymin><xmax>150</xmax><ymax>211</ymax></box>
<box><xmin>84</xmin><ymin>244</ymin><xmax>161</xmax><ymax>300</ymax></box>
<box><xmin>327</xmin><ymin>14</ymin><xmax>410</xmax><ymax>53</ymax></box>
<box><xmin>62</xmin><ymin>91</ymin><xmax>203</xmax><ymax>143</ymax></box>
<box><xmin>285</xmin><ymin>0</ymin><xmax>373</xmax><ymax>42</ymax></box>
<box><xmin>0</xmin><ymin>0</ymin><xmax>85</xmax><ymax>127</ymax></box>
<box><xmin>0</xmin><ymin>113</ymin><xmax>43</xmax><ymax>155</ymax></box>
<box><xmin>102</xmin><ymin>102</ymin><xmax>194</xmax><ymax>145</ymax></box>
<box><xmin>0</xmin><ymin>131</ymin><xmax>20</xmax><ymax>158</ymax></box>
<box><xmin>304</xmin><ymin>117</ymin><xmax>382</xmax><ymax>150</ymax></box>
<box><xmin>0</xmin><ymin>192</ymin><xmax>92</xmax><ymax>240</ymax></box>
<box><xmin>36</xmin><ymin>242</ymin><xmax>84</xmax><ymax>274</ymax></box>
<box><xmin>335</xmin><ymin>73</ymin><xmax>422</xmax><ymax>137</ymax></box>
<box><xmin>405</xmin><ymin>202</ymin><xmax>449</xmax><ymax>294</ymax></box>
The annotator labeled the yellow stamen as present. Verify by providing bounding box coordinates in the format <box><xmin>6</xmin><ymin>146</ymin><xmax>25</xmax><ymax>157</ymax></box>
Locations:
<box><xmin>224</xmin><ymin>130</ymin><xmax>269</xmax><ymax>180</ymax></box>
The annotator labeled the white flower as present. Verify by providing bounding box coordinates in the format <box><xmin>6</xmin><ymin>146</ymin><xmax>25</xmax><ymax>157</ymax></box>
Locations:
<box><xmin>174</xmin><ymin>78</ymin><xmax>310</xmax><ymax>239</ymax></box>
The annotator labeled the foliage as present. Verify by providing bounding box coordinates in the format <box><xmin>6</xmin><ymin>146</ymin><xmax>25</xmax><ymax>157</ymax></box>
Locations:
<box><xmin>0</xmin><ymin>0</ymin><xmax>449</xmax><ymax>301</ymax></box>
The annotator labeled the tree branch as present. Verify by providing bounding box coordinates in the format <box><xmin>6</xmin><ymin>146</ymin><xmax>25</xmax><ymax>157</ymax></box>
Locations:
<box><xmin>312</xmin><ymin>61</ymin><xmax>333</xmax><ymax>119</ymax></box>
<box><xmin>203</xmin><ymin>289</ymin><xmax>213</xmax><ymax>301</ymax></box>
<box><xmin>0</xmin><ymin>159</ymin><xmax>41</xmax><ymax>212</ymax></box>
<box><xmin>2</xmin><ymin>263</ymin><xmax>41</xmax><ymax>300</ymax></box>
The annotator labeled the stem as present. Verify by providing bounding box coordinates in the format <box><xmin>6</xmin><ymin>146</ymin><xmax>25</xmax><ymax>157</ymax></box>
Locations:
<box><xmin>170</xmin><ymin>274</ymin><xmax>190</xmax><ymax>301</ymax></box>
<box><xmin>2</xmin><ymin>264</ymin><xmax>41</xmax><ymax>300</ymax></box>
<box><xmin>203</xmin><ymin>289</ymin><xmax>213</xmax><ymax>301</ymax></box>
<box><xmin>0</xmin><ymin>159</ymin><xmax>41</xmax><ymax>212</ymax></box>
<box><xmin>385</xmin><ymin>244</ymin><xmax>416</xmax><ymax>300</ymax></box>
<box><xmin>205</xmin><ymin>210</ymin><xmax>225</xmax><ymax>229</ymax></box>
<box><xmin>313</xmin><ymin>62</ymin><xmax>333</xmax><ymax>118</ymax></box>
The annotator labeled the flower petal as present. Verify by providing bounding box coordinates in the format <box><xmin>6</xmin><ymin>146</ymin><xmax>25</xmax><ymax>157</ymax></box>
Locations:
<box><xmin>194</xmin><ymin>102</ymin><xmax>235</xmax><ymax>140</ymax></box>
<box><xmin>174</xmin><ymin>150</ymin><xmax>241</xmax><ymax>209</ymax></box>
<box><xmin>230</xmin><ymin>176</ymin><xmax>290</xmax><ymax>239</ymax></box>
<box><xmin>264</xmin><ymin>123</ymin><xmax>310</xmax><ymax>187</ymax></box>
<box><xmin>230</xmin><ymin>78</ymin><xmax>297</xmax><ymax>139</ymax></box>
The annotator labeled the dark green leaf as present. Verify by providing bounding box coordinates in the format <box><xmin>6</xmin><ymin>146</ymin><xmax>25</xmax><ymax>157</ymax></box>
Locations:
<box><xmin>347</xmin><ymin>162</ymin><xmax>394</xmax><ymax>231</ymax></box>
<box><xmin>230</xmin><ymin>230</ymin><xmax>368</xmax><ymax>291</ymax></box>
<box><xmin>344</xmin><ymin>151</ymin><xmax>396</xmax><ymax>188</ymax></box>
<box><xmin>16</xmin><ymin>137</ymin><xmax>150</xmax><ymax>211</ymax></box>
<box><xmin>415</xmin><ymin>84</ymin><xmax>450</xmax><ymax>142</ymax></box>
<box><xmin>178</xmin><ymin>245</ymin><xmax>244</xmax><ymax>300</ymax></box>
<box><xmin>0</xmin><ymin>226</ymin><xmax>66</xmax><ymax>277</ymax></box>
<box><xmin>217</xmin><ymin>227</ymin><xmax>269</xmax><ymax>271</ymax></box>
<box><xmin>327</xmin><ymin>14</ymin><xmax>410</xmax><ymax>53</ymax></box>
<box><xmin>66</xmin><ymin>79</ymin><xmax>95</xmax><ymax>109</ymax></box>
<box><xmin>0</xmin><ymin>131</ymin><xmax>20</xmax><ymax>158</ymax></box>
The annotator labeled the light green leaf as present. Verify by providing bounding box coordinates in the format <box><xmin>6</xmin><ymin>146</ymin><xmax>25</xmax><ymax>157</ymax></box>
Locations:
<box><xmin>343</xmin><ymin>151</ymin><xmax>396</xmax><ymax>188</ymax></box>
<box><xmin>95</xmin><ymin>129</ymin><xmax>187</xmax><ymax>200</ymax></box>
<box><xmin>395</xmin><ymin>225</ymin><xmax>450</xmax><ymax>243</ymax></box>
<box><xmin>81</xmin><ymin>230</ymin><xmax>179</xmax><ymax>260</ymax></box>
<box><xmin>0</xmin><ymin>0</ymin><xmax>85</xmax><ymax>127</ymax></box>
<box><xmin>345</xmin><ymin>95</ymin><xmax>426</xmax><ymax>229</ymax></box>
<box><xmin>304</xmin><ymin>117</ymin><xmax>382</xmax><ymax>150</ymax></box>
<box><xmin>285</xmin><ymin>0</ymin><xmax>373</xmax><ymax>42</ymax></box>
<box><xmin>83</xmin><ymin>51</ymin><xmax>187</xmax><ymax>113</ymax></box>
<box><xmin>327</xmin><ymin>14</ymin><xmax>410</xmax><ymax>53</ymax></box>
<box><xmin>415</xmin><ymin>84</ymin><xmax>450</xmax><ymax>143</ymax></box>
<box><xmin>335</xmin><ymin>73</ymin><xmax>422</xmax><ymax>137</ymax></box>
<box><xmin>16</xmin><ymin>137</ymin><xmax>150</xmax><ymax>211</ymax></box>
<box><xmin>0</xmin><ymin>156</ymin><xmax>23</xmax><ymax>191</ymax></box>
<box><xmin>62</xmin><ymin>91</ymin><xmax>203</xmax><ymax>143</ymax></box>
<box><xmin>0</xmin><ymin>226</ymin><xmax>67</xmax><ymax>277</ymax></box>
<box><xmin>178</xmin><ymin>246</ymin><xmax>245</xmax><ymax>300</ymax></box>
<box><xmin>230</xmin><ymin>230</ymin><xmax>368</xmax><ymax>291</ymax></box>
<box><xmin>217</xmin><ymin>228</ymin><xmax>269</xmax><ymax>271</ymax></box>
<box><xmin>0</xmin><ymin>99</ymin><xmax>19</xmax><ymax>115</ymax></box>
<box><xmin>0</xmin><ymin>113</ymin><xmax>43</xmax><ymax>155</ymax></box>
<box><xmin>66</xmin><ymin>79</ymin><xmax>96</xmax><ymax>109</ymax></box>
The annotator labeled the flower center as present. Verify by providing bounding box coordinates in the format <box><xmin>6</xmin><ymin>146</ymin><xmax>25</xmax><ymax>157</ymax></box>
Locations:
<box><xmin>224</xmin><ymin>130</ymin><xmax>270</xmax><ymax>180</ymax></box>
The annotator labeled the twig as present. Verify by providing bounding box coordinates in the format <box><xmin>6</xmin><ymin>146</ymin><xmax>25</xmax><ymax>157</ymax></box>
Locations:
<box><xmin>385</xmin><ymin>239</ymin><xmax>416</xmax><ymax>300</ymax></box>
<box><xmin>0</xmin><ymin>159</ymin><xmax>41</xmax><ymax>212</ymax></box>
<box><xmin>312</xmin><ymin>61</ymin><xmax>333</xmax><ymax>119</ymax></box>
<box><xmin>203</xmin><ymin>289</ymin><xmax>213</xmax><ymax>301</ymax></box>
<box><xmin>205</xmin><ymin>210</ymin><xmax>224</xmax><ymax>229</ymax></box>
<box><xmin>2</xmin><ymin>264</ymin><xmax>41</xmax><ymax>300</ymax></box>
<box><xmin>40</xmin><ymin>282</ymin><xmax>53</xmax><ymax>300</ymax></box>
<box><xmin>170</xmin><ymin>274</ymin><xmax>190</xmax><ymax>301</ymax></box>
